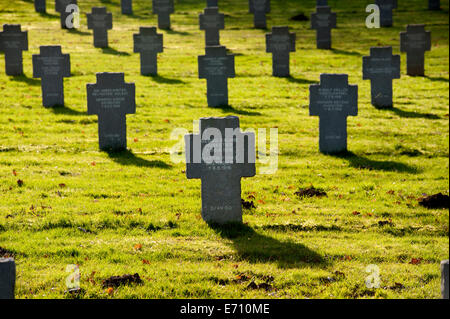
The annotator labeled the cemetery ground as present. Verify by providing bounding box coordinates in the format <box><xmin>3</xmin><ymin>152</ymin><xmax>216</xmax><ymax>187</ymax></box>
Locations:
<box><xmin>0</xmin><ymin>0</ymin><xmax>448</xmax><ymax>299</ymax></box>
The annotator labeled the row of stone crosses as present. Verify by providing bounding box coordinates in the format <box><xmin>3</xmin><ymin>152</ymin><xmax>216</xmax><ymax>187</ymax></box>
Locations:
<box><xmin>0</xmin><ymin>0</ymin><xmax>440</xmax><ymax>225</ymax></box>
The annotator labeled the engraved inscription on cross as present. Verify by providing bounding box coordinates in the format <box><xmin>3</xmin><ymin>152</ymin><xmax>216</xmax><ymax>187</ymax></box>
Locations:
<box><xmin>199</xmin><ymin>7</ymin><xmax>225</xmax><ymax>46</ymax></box>
<box><xmin>185</xmin><ymin>116</ymin><xmax>256</xmax><ymax>224</ymax></box>
<box><xmin>0</xmin><ymin>24</ymin><xmax>28</xmax><ymax>76</ymax></box>
<box><xmin>133</xmin><ymin>27</ymin><xmax>163</xmax><ymax>76</ymax></box>
<box><xmin>32</xmin><ymin>46</ymin><xmax>71</xmax><ymax>107</ymax></box>
<box><xmin>309</xmin><ymin>74</ymin><xmax>358</xmax><ymax>154</ymax></box>
<box><xmin>198</xmin><ymin>46</ymin><xmax>235</xmax><ymax>107</ymax></box>
<box><xmin>266</xmin><ymin>26</ymin><xmax>296</xmax><ymax>77</ymax></box>
<box><xmin>249</xmin><ymin>0</ymin><xmax>270</xmax><ymax>29</ymax></box>
<box><xmin>363</xmin><ymin>47</ymin><xmax>400</xmax><ymax>108</ymax></box>
<box><xmin>311</xmin><ymin>6</ymin><xmax>336</xmax><ymax>50</ymax></box>
<box><xmin>375</xmin><ymin>0</ymin><xmax>397</xmax><ymax>27</ymax></box>
<box><xmin>55</xmin><ymin>0</ymin><xmax>78</xmax><ymax>29</ymax></box>
<box><xmin>87</xmin><ymin>7</ymin><xmax>113</xmax><ymax>48</ymax></box>
<box><xmin>153</xmin><ymin>0</ymin><xmax>175</xmax><ymax>30</ymax></box>
<box><xmin>400</xmin><ymin>24</ymin><xmax>431</xmax><ymax>76</ymax></box>
<box><xmin>87</xmin><ymin>73</ymin><xmax>136</xmax><ymax>151</ymax></box>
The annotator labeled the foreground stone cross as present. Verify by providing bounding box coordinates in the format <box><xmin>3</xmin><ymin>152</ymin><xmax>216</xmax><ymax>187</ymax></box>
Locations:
<box><xmin>199</xmin><ymin>7</ymin><xmax>225</xmax><ymax>46</ymax></box>
<box><xmin>121</xmin><ymin>0</ymin><xmax>133</xmax><ymax>15</ymax></box>
<box><xmin>34</xmin><ymin>0</ymin><xmax>46</xmax><ymax>12</ymax></box>
<box><xmin>311</xmin><ymin>6</ymin><xmax>336</xmax><ymax>50</ymax></box>
<box><xmin>400</xmin><ymin>24</ymin><xmax>431</xmax><ymax>76</ymax></box>
<box><xmin>55</xmin><ymin>0</ymin><xmax>78</xmax><ymax>29</ymax></box>
<box><xmin>153</xmin><ymin>0</ymin><xmax>174</xmax><ymax>30</ymax></box>
<box><xmin>198</xmin><ymin>46</ymin><xmax>235</xmax><ymax>107</ymax></box>
<box><xmin>87</xmin><ymin>7</ymin><xmax>113</xmax><ymax>48</ymax></box>
<box><xmin>87</xmin><ymin>73</ymin><xmax>136</xmax><ymax>151</ymax></box>
<box><xmin>0</xmin><ymin>258</ymin><xmax>15</xmax><ymax>299</ymax></box>
<box><xmin>33</xmin><ymin>46</ymin><xmax>71</xmax><ymax>107</ymax></box>
<box><xmin>249</xmin><ymin>0</ymin><xmax>270</xmax><ymax>29</ymax></box>
<box><xmin>0</xmin><ymin>24</ymin><xmax>28</xmax><ymax>76</ymax></box>
<box><xmin>309</xmin><ymin>74</ymin><xmax>358</xmax><ymax>154</ymax></box>
<box><xmin>207</xmin><ymin>0</ymin><xmax>218</xmax><ymax>7</ymax></box>
<box><xmin>185</xmin><ymin>116</ymin><xmax>256</xmax><ymax>224</ymax></box>
<box><xmin>442</xmin><ymin>260</ymin><xmax>449</xmax><ymax>299</ymax></box>
<box><xmin>363</xmin><ymin>47</ymin><xmax>400</xmax><ymax>108</ymax></box>
<box><xmin>429</xmin><ymin>0</ymin><xmax>440</xmax><ymax>10</ymax></box>
<box><xmin>266</xmin><ymin>26</ymin><xmax>296</xmax><ymax>77</ymax></box>
<box><xmin>375</xmin><ymin>0</ymin><xmax>397</xmax><ymax>27</ymax></box>
<box><xmin>133</xmin><ymin>27</ymin><xmax>163</xmax><ymax>76</ymax></box>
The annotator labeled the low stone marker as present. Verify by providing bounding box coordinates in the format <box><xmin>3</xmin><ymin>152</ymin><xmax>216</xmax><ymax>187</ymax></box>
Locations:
<box><xmin>133</xmin><ymin>27</ymin><xmax>163</xmax><ymax>76</ymax></box>
<box><xmin>55</xmin><ymin>0</ymin><xmax>78</xmax><ymax>29</ymax></box>
<box><xmin>198</xmin><ymin>46</ymin><xmax>235</xmax><ymax>107</ymax></box>
<box><xmin>207</xmin><ymin>0</ymin><xmax>218</xmax><ymax>7</ymax></box>
<box><xmin>363</xmin><ymin>46</ymin><xmax>400</xmax><ymax>108</ymax></box>
<box><xmin>311</xmin><ymin>6</ymin><xmax>336</xmax><ymax>50</ymax></box>
<box><xmin>375</xmin><ymin>0</ymin><xmax>397</xmax><ymax>27</ymax></box>
<box><xmin>429</xmin><ymin>0</ymin><xmax>440</xmax><ymax>10</ymax></box>
<box><xmin>185</xmin><ymin>116</ymin><xmax>256</xmax><ymax>224</ymax></box>
<box><xmin>249</xmin><ymin>0</ymin><xmax>270</xmax><ymax>29</ymax></box>
<box><xmin>442</xmin><ymin>260</ymin><xmax>449</xmax><ymax>299</ymax></box>
<box><xmin>34</xmin><ymin>0</ymin><xmax>46</xmax><ymax>13</ymax></box>
<box><xmin>400</xmin><ymin>24</ymin><xmax>431</xmax><ymax>76</ymax></box>
<box><xmin>309</xmin><ymin>74</ymin><xmax>358</xmax><ymax>154</ymax></box>
<box><xmin>0</xmin><ymin>258</ymin><xmax>15</xmax><ymax>299</ymax></box>
<box><xmin>200</xmin><ymin>7</ymin><xmax>225</xmax><ymax>46</ymax></box>
<box><xmin>87</xmin><ymin>73</ymin><xmax>136</xmax><ymax>151</ymax></box>
<box><xmin>87</xmin><ymin>7</ymin><xmax>113</xmax><ymax>48</ymax></box>
<box><xmin>266</xmin><ymin>26</ymin><xmax>296</xmax><ymax>77</ymax></box>
<box><xmin>32</xmin><ymin>46</ymin><xmax>71</xmax><ymax>107</ymax></box>
<box><xmin>153</xmin><ymin>0</ymin><xmax>174</xmax><ymax>30</ymax></box>
<box><xmin>121</xmin><ymin>0</ymin><xmax>133</xmax><ymax>15</ymax></box>
<box><xmin>0</xmin><ymin>24</ymin><xmax>28</xmax><ymax>76</ymax></box>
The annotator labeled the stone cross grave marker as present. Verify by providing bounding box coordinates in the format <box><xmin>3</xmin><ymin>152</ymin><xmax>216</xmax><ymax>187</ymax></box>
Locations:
<box><xmin>429</xmin><ymin>0</ymin><xmax>441</xmax><ymax>10</ymax></box>
<box><xmin>199</xmin><ymin>7</ymin><xmax>225</xmax><ymax>46</ymax></box>
<box><xmin>400</xmin><ymin>24</ymin><xmax>431</xmax><ymax>76</ymax></box>
<box><xmin>32</xmin><ymin>46</ymin><xmax>71</xmax><ymax>107</ymax></box>
<box><xmin>249</xmin><ymin>0</ymin><xmax>270</xmax><ymax>29</ymax></box>
<box><xmin>133</xmin><ymin>27</ymin><xmax>163</xmax><ymax>76</ymax></box>
<box><xmin>87</xmin><ymin>73</ymin><xmax>136</xmax><ymax>151</ymax></box>
<box><xmin>121</xmin><ymin>0</ymin><xmax>133</xmax><ymax>15</ymax></box>
<box><xmin>363</xmin><ymin>46</ymin><xmax>400</xmax><ymax>108</ymax></box>
<box><xmin>0</xmin><ymin>24</ymin><xmax>28</xmax><ymax>76</ymax></box>
<box><xmin>34</xmin><ymin>0</ymin><xmax>46</xmax><ymax>13</ymax></box>
<box><xmin>207</xmin><ymin>0</ymin><xmax>218</xmax><ymax>7</ymax></box>
<box><xmin>311</xmin><ymin>6</ymin><xmax>336</xmax><ymax>50</ymax></box>
<box><xmin>87</xmin><ymin>7</ymin><xmax>113</xmax><ymax>48</ymax></box>
<box><xmin>55</xmin><ymin>0</ymin><xmax>78</xmax><ymax>29</ymax></box>
<box><xmin>153</xmin><ymin>0</ymin><xmax>174</xmax><ymax>30</ymax></box>
<box><xmin>198</xmin><ymin>46</ymin><xmax>235</xmax><ymax>107</ymax></box>
<box><xmin>266</xmin><ymin>26</ymin><xmax>296</xmax><ymax>77</ymax></box>
<box><xmin>185</xmin><ymin>116</ymin><xmax>256</xmax><ymax>224</ymax></box>
<box><xmin>442</xmin><ymin>260</ymin><xmax>449</xmax><ymax>299</ymax></box>
<box><xmin>0</xmin><ymin>258</ymin><xmax>15</xmax><ymax>299</ymax></box>
<box><xmin>309</xmin><ymin>74</ymin><xmax>358</xmax><ymax>154</ymax></box>
<box><xmin>317</xmin><ymin>0</ymin><xmax>328</xmax><ymax>5</ymax></box>
<box><xmin>375</xmin><ymin>0</ymin><xmax>397</xmax><ymax>27</ymax></box>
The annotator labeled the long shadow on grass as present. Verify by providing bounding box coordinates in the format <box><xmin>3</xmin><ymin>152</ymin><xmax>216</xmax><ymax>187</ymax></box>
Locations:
<box><xmin>330</xmin><ymin>48</ymin><xmax>362</xmax><ymax>57</ymax></box>
<box><xmin>285</xmin><ymin>76</ymin><xmax>317</xmax><ymax>85</ymax></box>
<box><xmin>219</xmin><ymin>105</ymin><xmax>262</xmax><ymax>116</ymax></box>
<box><xmin>101</xmin><ymin>47</ymin><xmax>131</xmax><ymax>56</ymax></box>
<box><xmin>146</xmin><ymin>74</ymin><xmax>185</xmax><ymax>85</ymax></box>
<box><xmin>386</xmin><ymin>106</ymin><xmax>440</xmax><ymax>119</ymax></box>
<box><xmin>332</xmin><ymin>151</ymin><xmax>419</xmax><ymax>174</ymax></box>
<box><xmin>67</xmin><ymin>28</ymin><xmax>91</xmax><ymax>36</ymax></box>
<box><xmin>210</xmin><ymin>223</ymin><xmax>325</xmax><ymax>269</ymax></box>
<box><xmin>38</xmin><ymin>12</ymin><xmax>59</xmax><ymax>19</ymax></box>
<box><xmin>106</xmin><ymin>149</ymin><xmax>171</xmax><ymax>169</ymax></box>
<box><xmin>424</xmin><ymin>75</ymin><xmax>449</xmax><ymax>83</ymax></box>
<box><xmin>9</xmin><ymin>75</ymin><xmax>40</xmax><ymax>86</ymax></box>
<box><xmin>165</xmin><ymin>29</ymin><xmax>191</xmax><ymax>36</ymax></box>
<box><xmin>48</xmin><ymin>105</ymin><xmax>86</xmax><ymax>116</ymax></box>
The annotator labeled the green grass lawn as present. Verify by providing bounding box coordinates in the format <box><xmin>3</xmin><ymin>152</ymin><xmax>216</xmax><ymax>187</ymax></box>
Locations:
<box><xmin>0</xmin><ymin>0</ymin><xmax>448</xmax><ymax>299</ymax></box>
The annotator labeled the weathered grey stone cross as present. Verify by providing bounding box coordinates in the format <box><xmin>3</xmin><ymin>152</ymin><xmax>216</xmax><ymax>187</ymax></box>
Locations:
<box><xmin>133</xmin><ymin>27</ymin><xmax>163</xmax><ymax>76</ymax></box>
<box><xmin>400</xmin><ymin>24</ymin><xmax>431</xmax><ymax>76</ymax></box>
<box><xmin>0</xmin><ymin>24</ymin><xmax>28</xmax><ymax>76</ymax></box>
<box><xmin>266</xmin><ymin>26</ymin><xmax>296</xmax><ymax>77</ymax></box>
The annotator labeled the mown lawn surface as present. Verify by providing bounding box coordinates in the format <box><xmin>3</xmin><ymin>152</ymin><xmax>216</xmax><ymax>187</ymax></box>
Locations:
<box><xmin>0</xmin><ymin>0</ymin><xmax>448</xmax><ymax>299</ymax></box>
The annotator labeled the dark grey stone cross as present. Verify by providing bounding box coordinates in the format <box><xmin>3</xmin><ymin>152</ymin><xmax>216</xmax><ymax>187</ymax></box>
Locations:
<box><xmin>153</xmin><ymin>0</ymin><xmax>175</xmax><ymax>30</ymax></box>
<box><xmin>198</xmin><ymin>46</ymin><xmax>235</xmax><ymax>107</ymax></box>
<box><xmin>185</xmin><ymin>116</ymin><xmax>256</xmax><ymax>224</ymax></box>
<box><xmin>0</xmin><ymin>258</ymin><xmax>15</xmax><ymax>299</ymax></box>
<box><xmin>249</xmin><ymin>0</ymin><xmax>270</xmax><ymax>29</ymax></box>
<box><xmin>121</xmin><ymin>0</ymin><xmax>133</xmax><ymax>15</ymax></box>
<box><xmin>363</xmin><ymin>46</ymin><xmax>400</xmax><ymax>109</ymax></box>
<box><xmin>87</xmin><ymin>73</ymin><xmax>136</xmax><ymax>151</ymax></box>
<box><xmin>266</xmin><ymin>26</ymin><xmax>296</xmax><ymax>77</ymax></box>
<box><xmin>87</xmin><ymin>7</ymin><xmax>113</xmax><ymax>48</ymax></box>
<box><xmin>32</xmin><ymin>46</ymin><xmax>71</xmax><ymax>107</ymax></box>
<box><xmin>207</xmin><ymin>0</ymin><xmax>218</xmax><ymax>7</ymax></box>
<box><xmin>34</xmin><ymin>0</ymin><xmax>46</xmax><ymax>13</ymax></box>
<box><xmin>311</xmin><ymin>6</ymin><xmax>336</xmax><ymax>50</ymax></box>
<box><xmin>133</xmin><ymin>27</ymin><xmax>163</xmax><ymax>76</ymax></box>
<box><xmin>55</xmin><ymin>0</ymin><xmax>78</xmax><ymax>29</ymax></box>
<box><xmin>199</xmin><ymin>7</ymin><xmax>225</xmax><ymax>46</ymax></box>
<box><xmin>309</xmin><ymin>74</ymin><xmax>358</xmax><ymax>154</ymax></box>
<box><xmin>0</xmin><ymin>24</ymin><xmax>28</xmax><ymax>76</ymax></box>
<box><xmin>375</xmin><ymin>0</ymin><xmax>397</xmax><ymax>27</ymax></box>
<box><xmin>400</xmin><ymin>24</ymin><xmax>431</xmax><ymax>76</ymax></box>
